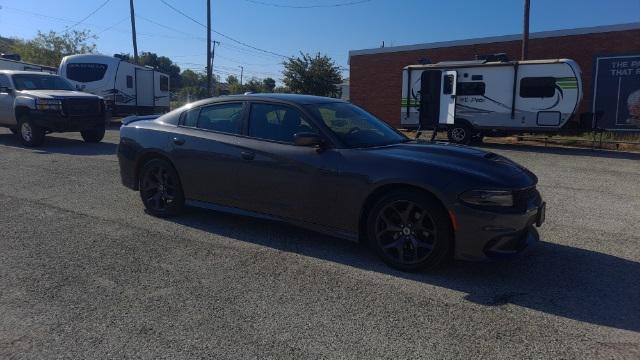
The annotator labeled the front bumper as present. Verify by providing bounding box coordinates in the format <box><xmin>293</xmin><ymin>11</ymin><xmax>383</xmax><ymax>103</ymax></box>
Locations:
<box><xmin>452</xmin><ymin>190</ymin><xmax>544</xmax><ymax>261</ymax></box>
<box><xmin>30</xmin><ymin>110</ymin><xmax>108</xmax><ymax>132</ymax></box>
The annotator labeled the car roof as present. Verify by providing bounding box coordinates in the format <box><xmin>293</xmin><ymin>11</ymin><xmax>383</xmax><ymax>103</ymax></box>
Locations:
<box><xmin>225</xmin><ymin>93</ymin><xmax>347</xmax><ymax>105</ymax></box>
<box><xmin>0</xmin><ymin>70</ymin><xmax>58</xmax><ymax>76</ymax></box>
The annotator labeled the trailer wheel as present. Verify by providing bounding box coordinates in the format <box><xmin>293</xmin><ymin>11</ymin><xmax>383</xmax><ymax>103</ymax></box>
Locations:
<box><xmin>447</xmin><ymin>123</ymin><xmax>472</xmax><ymax>144</ymax></box>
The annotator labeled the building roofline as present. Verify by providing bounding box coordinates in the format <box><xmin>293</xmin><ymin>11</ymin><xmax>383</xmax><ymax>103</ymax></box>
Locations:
<box><xmin>349</xmin><ymin>22</ymin><xmax>640</xmax><ymax>58</ymax></box>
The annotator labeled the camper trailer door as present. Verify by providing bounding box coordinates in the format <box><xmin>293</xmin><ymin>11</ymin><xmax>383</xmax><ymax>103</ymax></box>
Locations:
<box><xmin>135</xmin><ymin>68</ymin><xmax>155</xmax><ymax>109</ymax></box>
<box><xmin>440</xmin><ymin>71</ymin><xmax>457</xmax><ymax>125</ymax></box>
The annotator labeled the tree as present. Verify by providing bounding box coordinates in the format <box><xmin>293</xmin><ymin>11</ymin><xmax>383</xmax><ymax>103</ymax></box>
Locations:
<box><xmin>282</xmin><ymin>52</ymin><xmax>342</xmax><ymax>97</ymax></box>
<box><xmin>262</xmin><ymin>77</ymin><xmax>276</xmax><ymax>92</ymax></box>
<box><xmin>11</xmin><ymin>30</ymin><xmax>96</xmax><ymax>67</ymax></box>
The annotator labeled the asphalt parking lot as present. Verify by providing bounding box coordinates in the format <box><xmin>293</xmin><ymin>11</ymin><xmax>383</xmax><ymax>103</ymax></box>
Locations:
<box><xmin>0</xmin><ymin>127</ymin><xmax>639</xmax><ymax>359</ymax></box>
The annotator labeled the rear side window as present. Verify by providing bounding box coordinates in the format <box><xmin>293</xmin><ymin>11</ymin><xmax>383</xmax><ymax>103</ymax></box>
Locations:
<box><xmin>180</xmin><ymin>108</ymin><xmax>200</xmax><ymax>127</ymax></box>
<box><xmin>0</xmin><ymin>74</ymin><xmax>11</xmax><ymax>88</ymax></box>
<box><xmin>160</xmin><ymin>76</ymin><xmax>169</xmax><ymax>92</ymax></box>
<box><xmin>197</xmin><ymin>103</ymin><xmax>244</xmax><ymax>134</ymax></box>
<box><xmin>457</xmin><ymin>82</ymin><xmax>486</xmax><ymax>96</ymax></box>
<box><xmin>520</xmin><ymin>77</ymin><xmax>556</xmax><ymax>98</ymax></box>
<box><xmin>66</xmin><ymin>63</ymin><xmax>108</xmax><ymax>83</ymax></box>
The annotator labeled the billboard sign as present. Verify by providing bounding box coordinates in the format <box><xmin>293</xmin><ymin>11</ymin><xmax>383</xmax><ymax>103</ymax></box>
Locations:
<box><xmin>592</xmin><ymin>55</ymin><xmax>640</xmax><ymax>131</ymax></box>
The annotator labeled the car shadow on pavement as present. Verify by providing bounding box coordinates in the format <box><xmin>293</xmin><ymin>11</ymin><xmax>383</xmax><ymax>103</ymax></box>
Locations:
<box><xmin>169</xmin><ymin>208</ymin><xmax>640</xmax><ymax>332</ymax></box>
<box><xmin>0</xmin><ymin>133</ymin><xmax>117</xmax><ymax>156</ymax></box>
<box><xmin>476</xmin><ymin>142</ymin><xmax>640</xmax><ymax>160</ymax></box>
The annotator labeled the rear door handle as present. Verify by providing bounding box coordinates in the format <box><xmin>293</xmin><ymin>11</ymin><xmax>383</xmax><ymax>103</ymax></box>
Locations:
<box><xmin>240</xmin><ymin>151</ymin><xmax>255</xmax><ymax>161</ymax></box>
<box><xmin>173</xmin><ymin>137</ymin><xmax>185</xmax><ymax>146</ymax></box>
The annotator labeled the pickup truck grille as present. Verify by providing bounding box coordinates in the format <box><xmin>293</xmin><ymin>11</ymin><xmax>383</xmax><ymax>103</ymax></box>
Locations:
<box><xmin>62</xmin><ymin>98</ymin><xmax>102</xmax><ymax>116</ymax></box>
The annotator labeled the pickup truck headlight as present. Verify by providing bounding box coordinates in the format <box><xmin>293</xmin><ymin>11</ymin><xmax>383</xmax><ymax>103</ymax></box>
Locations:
<box><xmin>460</xmin><ymin>189</ymin><xmax>514</xmax><ymax>207</ymax></box>
<box><xmin>36</xmin><ymin>99</ymin><xmax>63</xmax><ymax>111</ymax></box>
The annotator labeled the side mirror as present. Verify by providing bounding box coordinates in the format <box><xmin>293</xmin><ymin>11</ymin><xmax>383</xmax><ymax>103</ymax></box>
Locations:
<box><xmin>293</xmin><ymin>132</ymin><xmax>324</xmax><ymax>147</ymax></box>
<box><xmin>0</xmin><ymin>86</ymin><xmax>13</xmax><ymax>95</ymax></box>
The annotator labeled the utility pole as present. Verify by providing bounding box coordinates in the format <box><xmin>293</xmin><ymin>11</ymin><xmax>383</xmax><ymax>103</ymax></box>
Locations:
<box><xmin>206</xmin><ymin>0</ymin><xmax>212</xmax><ymax>97</ymax></box>
<box><xmin>129</xmin><ymin>0</ymin><xmax>139</xmax><ymax>64</ymax></box>
<box><xmin>239</xmin><ymin>66</ymin><xmax>244</xmax><ymax>86</ymax></box>
<box><xmin>522</xmin><ymin>0</ymin><xmax>530</xmax><ymax>60</ymax></box>
<box><xmin>211</xmin><ymin>40</ymin><xmax>220</xmax><ymax>94</ymax></box>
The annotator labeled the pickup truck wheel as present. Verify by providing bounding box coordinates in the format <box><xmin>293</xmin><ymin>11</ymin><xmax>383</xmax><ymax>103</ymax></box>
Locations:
<box><xmin>139</xmin><ymin>159</ymin><xmax>185</xmax><ymax>217</ymax></box>
<box><xmin>447</xmin><ymin>123</ymin><xmax>474</xmax><ymax>144</ymax></box>
<box><xmin>17</xmin><ymin>116</ymin><xmax>45</xmax><ymax>147</ymax></box>
<box><xmin>80</xmin><ymin>127</ymin><xmax>105</xmax><ymax>143</ymax></box>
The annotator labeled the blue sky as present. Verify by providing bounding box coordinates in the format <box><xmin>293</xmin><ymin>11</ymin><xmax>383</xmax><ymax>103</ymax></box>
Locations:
<box><xmin>0</xmin><ymin>0</ymin><xmax>638</xmax><ymax>82</ymax></box>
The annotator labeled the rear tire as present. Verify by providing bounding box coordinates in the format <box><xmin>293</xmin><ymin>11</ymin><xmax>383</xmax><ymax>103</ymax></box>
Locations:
<box><xmin>366</xmin><ymin>189</ymin><xmax>452</xmax><ymax>272</ymax></box>
<box><xmin>81</xmin><ymin>126</ymin><xmax>105</xmax><ymax>143</ymax></box>
<box><xmin>139</xmin><ymin>159</ymin><xmax>185</xmax><ymax>217</ymax></box>
<box><xmin>17</xmin><ymin>115</ymin><xmax>45</xmax><ymax>147</ymax></box>
<box><xmin>447</xmin><ymin>123</ymin><xmax>473</xmax><ymax>145</ymax></box>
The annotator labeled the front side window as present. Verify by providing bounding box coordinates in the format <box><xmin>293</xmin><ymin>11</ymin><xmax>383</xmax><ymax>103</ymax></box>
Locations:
<box><xmin>12</xmin><ymin>74</ymin><xmax>73</xmax><ymax>91</ymax></box>
<box><xmin>196</xmin><ymin>103</ymin><xmax>244</xmax><ymax>134</ymax></box>
<box><xmin>66</xmin><ymin>63</ymin><xmax>108</xmax><ymax>83</ymax></box>
<box><xmin>306</xmin><ymin>102</ymin><xmax>407</xmax><ymax>148</ymax></box>
<box><xmin>249</xmin><ymin>103</ymin><xmax>316</xmax><ymax>143</ymax></box>
<box><xmin>520</xmin><ymin>77</ymin><xmax>556</xmax><ymax>98</ymax></box>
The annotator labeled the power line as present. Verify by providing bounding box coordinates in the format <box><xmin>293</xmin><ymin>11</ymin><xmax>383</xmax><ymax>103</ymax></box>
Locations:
<box><xmin>63</xmin><ymin>0</ymin><xmax>112</xmax><ymax>33</ymax></box>
<box><xmin>242</xmin><ymin>0</ymin><xmax>372</xmax><ymax>8</ymax></box>
<box><xmin>159</xmin><ymin>0</ymin><xmax>289</xmax><ymax>58</ymax></box>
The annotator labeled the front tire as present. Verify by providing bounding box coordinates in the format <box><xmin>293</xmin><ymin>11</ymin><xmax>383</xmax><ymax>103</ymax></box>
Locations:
<box><xmin>17</xmin><ymin>115</ymin><xmax>45</xmax><ymax>147</ymax></box>
<box><xmin>367</xmin><ymin>190</ymin><xmax>452</xmax><ymax>272</ymax></box>
<box><xmin>81</xmin><ymin>126</ymin><xmax>105</xmax><ymax>143</ymax></box>
<box><xmin>139</xmin><ymin>159</ymin><xmax>185</xmax><ymax>217</ymax></box>
<box><xmin>447</xmin><ymin>123</ymin><xmax>473</xmax><ymax>144</ymax></box>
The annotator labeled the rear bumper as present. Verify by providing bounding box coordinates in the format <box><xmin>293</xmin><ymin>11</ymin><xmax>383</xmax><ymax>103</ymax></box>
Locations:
<box><xmin>452</xmin><ymin>193</ymin><xmax>544</xmax><ymax>261</ymax></box>
<box><xmin>30</xmin><ymin>110</ymin><xmax>108</xmax><ymax>132</ymax></box>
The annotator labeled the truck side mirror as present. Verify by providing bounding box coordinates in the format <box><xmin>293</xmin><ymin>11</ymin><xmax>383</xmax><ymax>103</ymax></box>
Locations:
<box><xmin>0</xmin><ymin>86</ymin><xmax>13</xmax><ymax>94</ymax></box>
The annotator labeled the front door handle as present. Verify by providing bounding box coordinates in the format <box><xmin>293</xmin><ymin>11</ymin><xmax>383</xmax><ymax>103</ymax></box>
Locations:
<box><xmin>173</xmin><ymin>137</ymin><xmax>185</xmax><ymax>146</ymax></box>
<box><xmin>240</xmin><ymin>151</ymin><xmax>255</xmax><ymax>161</ymax></box>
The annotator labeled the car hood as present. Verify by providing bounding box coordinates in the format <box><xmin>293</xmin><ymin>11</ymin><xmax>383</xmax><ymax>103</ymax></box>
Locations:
<box><xmin>365</xmin><ymin>141</ymin><xmax>537</xmax><ymax>189</ymax></box>
<box><xmin>18</xmin><ymin>90</ymin><xmax>101</xmax><ymax>99</ymax></box>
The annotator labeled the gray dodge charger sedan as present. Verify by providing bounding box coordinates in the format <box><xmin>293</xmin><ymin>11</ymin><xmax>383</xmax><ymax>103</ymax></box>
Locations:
<box><xmin>117</xmin><ymin>94</ymin><xmax>545</xmax><ymax>271</ymax></box>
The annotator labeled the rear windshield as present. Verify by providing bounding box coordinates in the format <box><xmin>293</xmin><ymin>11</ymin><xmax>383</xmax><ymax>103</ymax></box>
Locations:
<box><xmin>12</xmin><ymin>74</ymin><xmax>74</xmax><ymax>91</ymax></box>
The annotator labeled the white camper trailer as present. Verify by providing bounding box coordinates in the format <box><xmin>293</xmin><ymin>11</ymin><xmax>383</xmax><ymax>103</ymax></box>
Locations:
<box><xmin>59</xmin><ymin>54</ymin><xmax>170</xmax><ymax>115</ymax></box>
<box><xmin>401</xmin><ymin>58</ymin><xmax>583</xmax><ymax>143</ymax></box>
<box><xmin>0</xmin><ymin>55</ymin><xmax>57</xmax><ymax>73</ymax></box>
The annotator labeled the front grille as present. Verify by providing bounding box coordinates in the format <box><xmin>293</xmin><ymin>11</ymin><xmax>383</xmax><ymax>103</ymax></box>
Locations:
<box><xmin>62</xmin><ymin>98</ymin><xmax>102</xmax><ymax>116</ymax></box>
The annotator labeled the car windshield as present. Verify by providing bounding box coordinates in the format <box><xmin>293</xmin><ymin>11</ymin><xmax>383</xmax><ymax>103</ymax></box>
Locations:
<box><xmin>12</xmin><ymin>74</ymin><xmax>74</xmax><ymax>91</ymax></box>
<box><xmin>305</xmin><ymin>102</ymin><xmax>408</xmax><ymax>148</ymax></box>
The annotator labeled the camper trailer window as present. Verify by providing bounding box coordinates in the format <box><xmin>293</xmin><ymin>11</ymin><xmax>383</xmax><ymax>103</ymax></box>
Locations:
<box><xmin>126</xmin><ymin>76</ymin><xmax>133</xmax><ymax>89</ymax></box>
<box><xmin>66</xmin><ymin>63</ymin><xmax>108</xmax><ymax>83</ymax></box>
<box><xmin>520</xmin><ymin>77</ymin><xmax>556</xmax><ymax>98</ymax></box>
<box><xmin>443</xmin><ymin>75</ymin><xmax>455</xmax><ymax>95</ymax></box>
<box><xmin>457</xmin><ymin>82</ymin><xmax>486</xmax><ymax>96</ymax></box>
<box><xmin>160</xmin><ymin>76</ymin><xmax>169</xmax><ymax>92</ymax></box>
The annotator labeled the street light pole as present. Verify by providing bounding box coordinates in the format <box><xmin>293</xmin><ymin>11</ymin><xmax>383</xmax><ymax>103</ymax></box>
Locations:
<box><xmin>522</xmin><ymin>0</ymin><xmax>530</xmax><ymax>60</ymax></box>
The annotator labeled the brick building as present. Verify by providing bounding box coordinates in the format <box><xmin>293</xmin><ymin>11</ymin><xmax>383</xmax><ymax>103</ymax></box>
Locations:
<box><xmin>349</xmin><ymin>23</ymin><xmax>640</xmax><ymax>128</ymax></box>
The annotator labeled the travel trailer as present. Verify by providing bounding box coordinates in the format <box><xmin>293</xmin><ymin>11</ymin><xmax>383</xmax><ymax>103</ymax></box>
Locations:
<box><xmin>59</xmin><ymin>54</ymin><xmax>170</xmax><ymax>115</ymax></box>
<box><xmin>0</xmin><ymin>55</ymin><xmax>56</xmax><ymax>73</ymax></box>
<box><xmin>401</xmin><ymin>58</ymin><xmax>583</xmax><ymax>143</ymax></box>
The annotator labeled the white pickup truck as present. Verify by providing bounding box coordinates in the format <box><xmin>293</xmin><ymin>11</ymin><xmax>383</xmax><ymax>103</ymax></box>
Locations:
<box><xmin>0</xmin><ymin>70</ymin><xmax>109</xmax><ymax>147</ymax></box>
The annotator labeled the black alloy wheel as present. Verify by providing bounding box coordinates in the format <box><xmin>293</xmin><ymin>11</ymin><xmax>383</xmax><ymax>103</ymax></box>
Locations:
<box><xmin>139</xmin><ymin>159</ymin><xmax>185</xmax><ymax>217</ymax></box>
<box><xmin>368</xmin><ymin>190</ymin><xmax>452</xmax><ymax>271</ymax></box>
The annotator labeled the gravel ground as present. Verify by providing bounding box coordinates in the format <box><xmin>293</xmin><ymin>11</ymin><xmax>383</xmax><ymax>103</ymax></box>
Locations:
<box><xmin>0</xmin><ymin>127</ymin><xmax>639</xmax><ymax>359</ymax></box>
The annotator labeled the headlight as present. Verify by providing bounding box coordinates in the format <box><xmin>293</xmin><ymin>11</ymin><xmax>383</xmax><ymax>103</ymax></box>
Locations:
<box><xmin>460</xmin><ymin>189</ymin><xmax>514</xmax><ymax>207</ymax></box>
<box><xmin>36</xmin><ymin>99</ymin><xmax>62</xmax><ymax>111</ymax></box>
